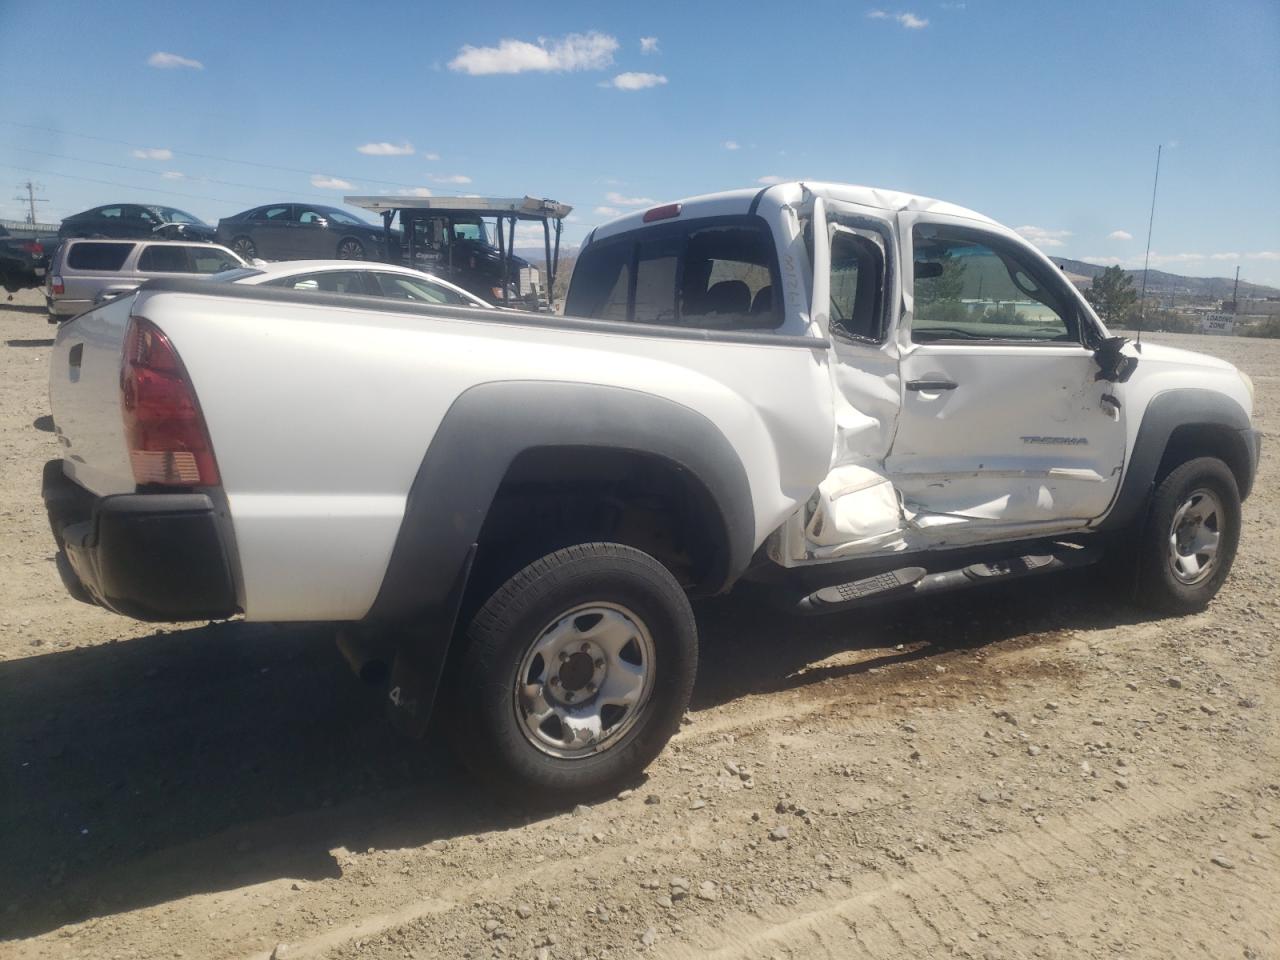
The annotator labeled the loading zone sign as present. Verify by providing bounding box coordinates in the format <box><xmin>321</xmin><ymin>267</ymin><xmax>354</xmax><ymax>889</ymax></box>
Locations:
<box><xmin>1201</xmin><ymin>313</ymin><xmax>1235</xmax><ymax>336</ymax></box>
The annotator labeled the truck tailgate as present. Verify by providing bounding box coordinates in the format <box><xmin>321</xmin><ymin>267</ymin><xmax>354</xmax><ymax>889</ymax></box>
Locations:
<box><xmin>49</xmin><ymin>296</ymin><xmax>136</xmax><ymax>496</ymax></box>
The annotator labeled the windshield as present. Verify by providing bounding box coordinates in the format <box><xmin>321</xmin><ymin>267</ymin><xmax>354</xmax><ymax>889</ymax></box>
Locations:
<box><xmin>451</xmin><ymin>217</ymin><xmax>489</xmax><ymax>245</ymax></box>
<box><xmin>323</xmin><ymin>208</ymin><xmax>369</xmax><ymax>226</ymax></box>
<box><xmin>154</xmin><ymin>206</ymin><xmax>202</xmax><ymax>224</ymax></box>
<box><xmin>211</xmin><ymin>267</ymin><xmax>264</xmax><ymax>282</ymax></box>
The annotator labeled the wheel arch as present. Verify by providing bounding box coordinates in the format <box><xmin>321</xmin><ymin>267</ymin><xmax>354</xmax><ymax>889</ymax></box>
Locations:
<box><xmin>365</xmin><ymin>381</ymin><xmax>754</xmax><ymax>625</ymax></box>
<box><xmin>1098</xmin><ymin>387</ymin><xmax>1255</xmax><ymax>532</ymax></box>
<box><xmin>363</xmin><ymin>381</ymin><xmax>753</xmax><ymax>735</ymax></box>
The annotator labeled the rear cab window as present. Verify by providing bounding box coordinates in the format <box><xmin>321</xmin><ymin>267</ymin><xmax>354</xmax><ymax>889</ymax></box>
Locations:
<box><xmin>66</xmin><ymin>242</ymin><xmax>135</xmax><ymax>272</ymax></box>
<box><xmin>566</xmin><ymin>215</ymin><xmax>783</xmax><ymax>331</ymax></box>
<box><xmin>138</xmin><ymin>245</ymin><xmax>242</xmax><ymax>274</ymax></box>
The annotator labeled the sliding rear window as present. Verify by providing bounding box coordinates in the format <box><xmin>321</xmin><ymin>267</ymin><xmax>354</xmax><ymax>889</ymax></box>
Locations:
<box><xmin>566</xmin><ymin>216</ymin><xmax>782</xmax><ymax>331</ymax></box>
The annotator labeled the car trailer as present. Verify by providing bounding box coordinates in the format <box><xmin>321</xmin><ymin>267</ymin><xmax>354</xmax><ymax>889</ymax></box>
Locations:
<box><xmin>344</xmin><ymin>195</ymin><xmax>572</xmax><ymax>310</ymax></box>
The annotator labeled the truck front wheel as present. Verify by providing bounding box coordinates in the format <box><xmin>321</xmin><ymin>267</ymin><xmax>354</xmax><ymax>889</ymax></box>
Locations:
<box><xmin>1135</xmin><ymin>457</ymin><xmax>1241</xmax><ymax>613</ymax></box>
<box><xmin>449</xmin><ymin>542</ymin><xmax>697</xmax><ymax>800</ymax></box>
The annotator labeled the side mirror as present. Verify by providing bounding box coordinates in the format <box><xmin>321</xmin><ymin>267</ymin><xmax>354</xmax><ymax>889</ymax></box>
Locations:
<box><xmin>309</xmin><ymin>218</ymin><xmax>328</xmax><ymax>228</ymax></box>
<box><xmin>1093</xmin><ymin>335</ymin><xmax>1138</xmax><ymax>383</ymax></box>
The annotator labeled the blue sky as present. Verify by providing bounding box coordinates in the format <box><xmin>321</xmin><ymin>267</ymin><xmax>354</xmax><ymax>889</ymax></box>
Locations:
<box><xmin>2</xmin><ymin>0</ymin><xmax>1278</xmax><ymax>284</ymax></box>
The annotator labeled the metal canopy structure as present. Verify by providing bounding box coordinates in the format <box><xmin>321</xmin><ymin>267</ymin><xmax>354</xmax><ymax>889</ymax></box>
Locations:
<box><xmin>344</xmin><ymin>195</ymin><xmax>572</xmax><ymax>310</ymax></box>
<box><xmin>345</xmin><ymin>195</ymin><xmax>572</xmax><ymax>220</ymax></box>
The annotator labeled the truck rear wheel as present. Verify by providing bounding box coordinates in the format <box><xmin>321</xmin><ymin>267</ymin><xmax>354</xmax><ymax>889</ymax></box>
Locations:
<box><xmin>1135</xmin><ymin>457</ymin><xmax>1241</xmax><ymax>613</ymax></box>
<box><xmin>449</xmin><ymin>542</ymin><xmax>697</xmax><ymax>800</ymax></box>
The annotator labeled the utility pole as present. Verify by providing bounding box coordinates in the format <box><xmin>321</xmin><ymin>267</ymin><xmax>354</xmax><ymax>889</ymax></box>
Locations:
<box><xmin>12</xmin><ymin>181</ymin><xmax>48</xmax><ymax>225</ymax></box>
<box><xmin>1230</xmin><ymin>265</ymin><xmax>1240</xmax><ymax>314</ymax></box>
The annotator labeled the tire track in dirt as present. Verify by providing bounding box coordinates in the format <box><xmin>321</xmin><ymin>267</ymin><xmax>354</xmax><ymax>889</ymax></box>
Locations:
<box><xmin>652</xmin><ymin>774</ymin><xmax>1275</xmax><ymax>960</ymax></box>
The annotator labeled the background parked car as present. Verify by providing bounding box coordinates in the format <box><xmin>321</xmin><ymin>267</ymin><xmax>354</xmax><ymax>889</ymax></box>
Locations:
<box><xmin>46</xmin><ymin>239</ymin><xmax>243</xmax><ymax>320</ymax></box>
<box><xmin>57</xmin><ymin>204</ymin><xmax>216</xmax><ymax>242</ymax></box>
<box><xmin>0</xmin><ymin>224</ymin><xmax>55</xmax><ymax>293</ymax></box>
<box><xmin>215</xmin><ymin>260</ymin><xmax>493</xmax><ymax>308</ymax></box>
<box><xmin>215</xmin><ymin>204</ymin><xmax>397</xmax><ymax>263</ymax></box>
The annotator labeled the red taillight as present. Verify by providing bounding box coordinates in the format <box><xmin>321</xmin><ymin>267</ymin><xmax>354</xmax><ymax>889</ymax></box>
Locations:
<box><xmin>643</xmin><ymin>203</ymin><xmax>681</xmax><ymax>223</ymax></box>
<box><xmin>51</xmin><ymin>276</ymin><xmax>64</xmax><ymax>295</ymax></box>
<box><xmin>121</xmin><ymin>316</ymin><xmax>220</xmax><ymax>486</ymax></box>
<box><xmin>22</xmin><ymin>240</ymin><xmax>44</xmax><ymax>255</ymax></box>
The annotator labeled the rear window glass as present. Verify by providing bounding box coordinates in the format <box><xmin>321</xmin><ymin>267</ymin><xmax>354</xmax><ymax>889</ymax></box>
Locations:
<box><xmin>66</xmin><ymin>242</ymin><xmax>134</xmax><ymax>272</ymax></box>
<box><xmin>565</xmin><ymin>216</ymin><xmax>782</xmax><ymax>331</ymax></box>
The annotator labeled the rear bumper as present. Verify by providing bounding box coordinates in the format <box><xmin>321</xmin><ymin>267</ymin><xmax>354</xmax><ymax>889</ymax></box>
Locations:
<box><xmin>42</xmin><ymin>459</ymin><xmax>240</xmax><ymax>622</ymax></box>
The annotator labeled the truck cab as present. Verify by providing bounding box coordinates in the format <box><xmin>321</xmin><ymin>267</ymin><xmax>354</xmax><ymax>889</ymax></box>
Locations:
<box><xmin>568</xmin><ymin>182</ymin><xmax>1258</xmax><ymax>580</ymax></box>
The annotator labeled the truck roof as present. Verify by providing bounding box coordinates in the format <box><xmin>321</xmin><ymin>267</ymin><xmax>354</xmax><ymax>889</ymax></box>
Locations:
<box><xmin>344</xmin><ymin>195</ymin><xmax>572</xmax><ymax>220</ymax></box>
<box><xmin>587</xmin><ymin>181</ymin><xmax>998</xmax><ymax>243</ymax></box>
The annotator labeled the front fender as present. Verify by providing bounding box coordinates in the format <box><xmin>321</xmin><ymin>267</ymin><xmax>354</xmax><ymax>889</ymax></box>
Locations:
<box><xmin>1097</xmin><ymin>387</ymin><xmax>1255</xmax><ymax>532</ymax></box>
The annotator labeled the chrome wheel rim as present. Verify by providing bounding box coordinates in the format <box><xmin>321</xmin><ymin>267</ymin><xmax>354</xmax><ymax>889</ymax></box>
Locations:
<box><xmin>233</xmin><ymin>238</ymin><xmax>255</xmax><ymax>259</ymax></box>
<box><xmin>1168</xmin><ymin>487</ymin><xmax>1223</xmax><ymax>585</ymax></box>
<box><xmin>514</xmin><ymin>602</ymin><xmax>656</xmax><ymax>760</ymax></box>
<box><xmin>338</xmin><ymin>240</ymin><xmax>363</xmax><ymax>260</ymax></box>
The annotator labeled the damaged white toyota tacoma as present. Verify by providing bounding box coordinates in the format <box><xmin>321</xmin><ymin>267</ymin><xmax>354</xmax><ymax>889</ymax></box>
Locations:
<box><xmin>44</xmin><ymin>182</ymin><xmax>1260</xmax><ymax>797</ymax></box>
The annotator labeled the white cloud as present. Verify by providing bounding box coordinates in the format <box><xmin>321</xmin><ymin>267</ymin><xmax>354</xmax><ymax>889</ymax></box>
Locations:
<box><xmin>397</xmin><ymin>187</ymin><xmax>434</xmax><ymax>197</ymax></box>
<box><xmin>1014</xmin><ymin>225</ymin><xmax>1072</xmax><ymax>249</ymax></box>
<box><xmin>594</xmin><ymin>206</ymin><xmax>623</xmax><ymax>217</ymax></box>
<box><xmin>1209</xmin><ymin>252</ymin><xmax>1240</xmax><ymax>261</ymax></box>
<box><xmin>161</xmin><ymin>171</ymin><xmax>184</xmax><ymax>180</ymax></box>
<box><xmin>357</xmin><ymin>141</ymin><xmax>415</xmax><ymax>156</ymax></box>
<box><xmin>604</xmin><ymin>72</ymin><xmax>668</xmax><ymax>90</ymax></box>
<box><xmin>131</xmin><ymin>147</ymin><xmax>173</xmax><ymax>161</ymax></box>
<box><xmin>757</xmin><ymin>175</ymin><xmax>785</xmax><ymax>185</ymax></box>
<box><xmin>723</xmin><ymin>140</ymin><xmax>740</xmax><ymax>151</ymax></box>
<box><xmin>1247</xmin><ymin>251</ymin><xmax>1280</xmax><ymax>261</ymax></box>
<box><xmin>311</xmin><ymin>174</ymin><xmax>354</xmax><ymax>190</ymax></box>
<box><xmin>1107</xmin><ymin>229</ymin><xmax>1133</xmax><ymax>241</ymax></box>
<box><xmin>431</xmin><ymin>174</ymin><xmax>472</xmax><ymax>185</ymax></box>
<box><xmin>147</xmin><ymin>51</ymin><xmax>203</xmax><ymax>70</ymax></box>
<box><xmin>867</xmin><ymin>10</ymin><xmax>929</xmax><ymax>28</ymax></box>
<box><xmin>640</xmin><ymin>36</ymin><xmax>660</xmax><ymax>54</ymax></box>
<box><xmin>448</xmin><ymin>31</ymin><xmax>617</xmax><ymax>75</ymax></box>
<box><xmin>606</xmin><ymin>191</ymin><xmax>654</xmax><ymax>207</ymax></box>
<box><xmin>424</xmin><ymin>152</ymin><xmax>441</xmax><ymax>161</ymax></box>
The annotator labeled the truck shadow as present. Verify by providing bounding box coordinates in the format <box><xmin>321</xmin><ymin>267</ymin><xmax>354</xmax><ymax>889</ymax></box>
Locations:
<box><xmin>0</xmin><ymin>572</ymin><xmax>1158</xmax><ymax>938</ymax></box>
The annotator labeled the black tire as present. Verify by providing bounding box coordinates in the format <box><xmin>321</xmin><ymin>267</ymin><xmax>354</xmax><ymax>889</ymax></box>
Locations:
<box><xmin>1134</xmin><ymin>457</ymin><xmax>1241</xmax><ymax>613</ymax></box>
<box><xmin>450</xmin><ymin>542</ymin><xmax>697</xmax><ymax>801</ymax></box>
<box><xmin>1</xmin><ymin>273</ymin><xmax>18</xmax><ymax>294</ymax></box>
<box><xmin>230</xmin><ymin>236</ymin><xmax>256</xmax><ymax>260</ymax></box>
<box><xmin>336</xmin><ymin>237</ymin><xmax>365</xmax><ymax>260</ymax></box>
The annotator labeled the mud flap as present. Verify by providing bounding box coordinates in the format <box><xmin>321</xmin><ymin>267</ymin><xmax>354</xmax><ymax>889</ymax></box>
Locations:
<box><xmin>384</xmin><ymin>544</ymin><xmax>477</xmax><ymax>738</ymax></box>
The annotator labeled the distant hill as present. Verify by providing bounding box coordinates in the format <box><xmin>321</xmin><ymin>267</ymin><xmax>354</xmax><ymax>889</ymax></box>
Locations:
<box><xmin>1050</xmin><ymin>258</ymin><xmax>1280</xmax><ymax>300</ymax></box>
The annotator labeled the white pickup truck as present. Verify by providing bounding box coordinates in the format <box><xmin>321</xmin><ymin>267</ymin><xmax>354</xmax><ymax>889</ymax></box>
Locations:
<box><xmin>43</xmin><ymin>181</ymin><xmax>1260</xmax><ymax>798</ymax></box>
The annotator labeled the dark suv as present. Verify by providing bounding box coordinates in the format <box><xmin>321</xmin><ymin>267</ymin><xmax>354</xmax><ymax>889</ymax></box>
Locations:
<box><xmin>215</xmin><ymin>204</ymin><xmax>395</xmax><ymax>262</ymax></box>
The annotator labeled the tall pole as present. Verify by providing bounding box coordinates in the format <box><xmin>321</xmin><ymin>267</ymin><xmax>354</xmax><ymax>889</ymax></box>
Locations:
<box><xmin>1136</xmin><ymin>144</ymin><xmax>1162</xmax><ymax>345</ymax></box>
<box><xmin>12</xmin><ymin>181</ymin><xmax>48</xmax><ymax>225</ymax></box>
<box><xmin>1231</xmin><ymin>265</ymin><xmax>1240</xmax><ymax>314</ymax></box>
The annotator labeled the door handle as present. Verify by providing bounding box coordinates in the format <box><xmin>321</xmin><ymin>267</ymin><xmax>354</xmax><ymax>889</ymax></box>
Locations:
<box><xmin>906</xmin><ymin>379</ymin><xmax>959</xmax><ymax>392</ymax></box>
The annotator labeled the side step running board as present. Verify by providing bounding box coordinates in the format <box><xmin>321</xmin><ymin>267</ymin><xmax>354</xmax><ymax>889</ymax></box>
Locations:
<box><xmin>795</xmin><ymin>546</ymin><xmax>1101</xmax><ymax>615</ymax></box>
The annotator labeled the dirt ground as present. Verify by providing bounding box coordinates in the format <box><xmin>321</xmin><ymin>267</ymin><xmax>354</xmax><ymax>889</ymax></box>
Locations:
<box><xmin>1</xmin><ymin>285</ymin><xmax>1277</xmax><ymax>960</ymax></box>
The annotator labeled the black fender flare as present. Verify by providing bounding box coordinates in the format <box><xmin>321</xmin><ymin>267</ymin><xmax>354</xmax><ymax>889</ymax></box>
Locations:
<box><xmin>363</xmin><ymin>381</ymin><xmax>755</xmax><ymax>734</ymax></box>
<box><xmin>1097</xmin><ymin>387</ymin><xmax>1256</xmax><ymax>533</ymax></box>
<box><xmin>368</xmin><ymin>380</ymin><xmax>755</xmax><ymax>623</ymax></box>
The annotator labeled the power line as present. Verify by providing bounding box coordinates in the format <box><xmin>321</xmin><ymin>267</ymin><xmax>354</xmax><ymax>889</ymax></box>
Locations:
<box><xmin>0</xmin><ymin>118</ymin><xmax>473</xmax><ymax>196</ymax></box>
<box><xmin>0</xmin><ymin>162</ymin><xmax>250</xmax><ymax>206</ymax></box>
<box><xmin>4</xmin><ymin>145</ymin><xmax>381</xmax><ymax>206</ymax></box>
